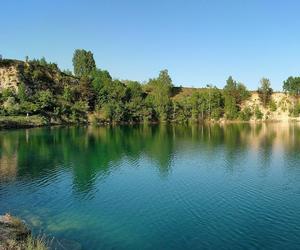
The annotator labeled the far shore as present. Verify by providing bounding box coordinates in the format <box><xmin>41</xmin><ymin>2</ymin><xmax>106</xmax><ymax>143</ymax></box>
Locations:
<box><xmin>1</xmin><ymin>115</ymin><xmax>300</xmax><ymax>130</ymax></box>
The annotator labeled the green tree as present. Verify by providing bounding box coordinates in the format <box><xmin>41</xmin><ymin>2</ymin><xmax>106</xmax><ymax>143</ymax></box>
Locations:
<box><xmin>72</xmin><ymin>49</ymin><xmax>96</xmax><ymax>78</ymax></box>
<box><xmin>255</xmin><ymin>106</ymin><xmax>263</xmax><ymax>120</ymax></box>
<box><xmin>17</xmin><ymin>82</ymin><xmax>28</xmax><ymax>103</ymax></box>
<box><xmin>35</xmin><ymin>90</ymin><xmax>55</xmax><ymax>120</ymax></box>
<box><xmin>223</xmin><ymin>76</ymin><xmax>249</xmax><ymax>119</ymax></box>
<box><xmin>77</xmin><ymin>76</ymin><xmax>95</xmax><ymax>110</ymax></box>
<box><xmin>91</xmin><ymin>69</ymin><xmax>112</xmax><ymax>101</ymax></box>
<box><xmin>258</xmin><ymin>78</ymin><xmax>273</xmax><ymax>107</ymax></box>
<box><xmin>125</xmin><ymin>81</ymin><xmax>145</xmax><ymax>122</ymax></box>
<box><xmin>283</xmin><ymin>76</ymin><xmax>300</xmax><ymax>114</ymax></box>
<box><xmin>147</xmin><ymin>70</ymin><xmax>173</xmax><ymax>121</ymax></box>
<box><xmin>283</xmin><ymin>76</ymin><xmax>300</xmax><ymax>96</ymax></box>
<box><xmin>223</xmin><ymin>76</ymin><xmax>239</xmax><ymax>119</ymax></box>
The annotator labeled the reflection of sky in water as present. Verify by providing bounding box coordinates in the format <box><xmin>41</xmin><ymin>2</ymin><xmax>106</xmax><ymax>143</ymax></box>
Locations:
<box><xmin>0</xmin><ymin>124</ymin><xmax>300</xmax><ymax>249</ymax></box>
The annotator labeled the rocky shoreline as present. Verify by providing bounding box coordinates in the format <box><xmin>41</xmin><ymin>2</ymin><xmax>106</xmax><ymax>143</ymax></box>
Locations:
<box><xmin>0</xmin><ymin>214</ymin><xmax>81</xmax><ymax>250</ymax></box>
<box><xmin>0</xmin><ymin>214</ymin><xmax>32</xmax><ymax>250</ymax></box>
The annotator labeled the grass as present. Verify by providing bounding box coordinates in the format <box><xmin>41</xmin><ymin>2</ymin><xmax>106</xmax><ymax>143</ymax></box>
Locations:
<box><xmin>0</xmin><ymin>115</ymin><xmax>47</xmax><ymax>129</ymax></box>
<box><xmin>24</xmin><ymin>235</ymin><xmax>48</xmax><ymax>250</ymax></box>
<box><xmin>1</xmin><ymin>214</ymin><xmax>49</xmax><ymax>250</ymax></box>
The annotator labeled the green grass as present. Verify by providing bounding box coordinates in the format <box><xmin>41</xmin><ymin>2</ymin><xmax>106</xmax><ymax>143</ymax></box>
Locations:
<box><xmin>24</xmin><ymin>235</ymin><xmax>48</xmax><ymax>250</ymax></box>
<box><xmin>0</xmin><ymin>115</ymin><xmax>47</xmax><ymax>129</ymax></box>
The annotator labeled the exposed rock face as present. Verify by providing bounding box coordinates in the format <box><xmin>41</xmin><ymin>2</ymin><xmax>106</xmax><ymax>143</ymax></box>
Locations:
<box><xmin>0</xmin><ymin>214</ymin><xmax>31</xmax><ymax>249</ymax></box>
<box><xmin>0</xmin><ymin>65</ymin><xmax>21</xmax><ymax>92</ymax></box>
<box><xmin>0</xmin><ymin>59</ymin><xmax>79</xmax><ymax>94</ymax></box>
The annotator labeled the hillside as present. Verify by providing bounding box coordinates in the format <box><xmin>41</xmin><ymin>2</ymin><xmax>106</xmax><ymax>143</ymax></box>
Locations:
<box><xmin>0</xmin><ymin>59</ymin><xmax>79</xmax><ymax>94</ymax></box>
<box><xmin>172</xmin><ymin>87</ymin><xmax>297</xmax><ymax>122</ymax></box>
<box><xmin>0</xmin><ymin>56</ymin><xmax>300</xmax><ymax>128</ymax></box>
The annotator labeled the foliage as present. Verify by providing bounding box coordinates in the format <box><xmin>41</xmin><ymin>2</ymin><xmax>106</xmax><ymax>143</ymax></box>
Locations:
<box><xmin>3</xmin><ymin>50</ymin><xmax>299</xmax><ymax>125</ymax></box>
<box><xmin>239</xmin><ymin>107</ymin><xmax>252</xmax><ymax>121</ymax></box>
<box><xmin>269</xmin><ymin>99</ymin><xmax>277</xmax><ymax>112</ymax></box>
<box><xmin>258</xmin><ymin>78</ymin><xmax>273</xmax><ymax>107</ymax></box>
<box><xmin>283</xmin><ymin>76</ymin><xmax>300</xmax><ymax>96</ymax></box>
<box><xmin>25</xmin><ymin>235</ymin><xmax>48</xmax><ymax>250</ymax></box>
<box><xmin>72</xmin><ymin>49</ymin><xmax>96</xmax><ymax>77</ymax></box>
<box><xmin>30</xmin><ymin>57</ymin><xmax>59</xmax><ymax>71</ymax></box>
<box><xmin>289</xmin><ymin>101</ymin><xmax>300</xmax><ymax>117</ymax></box>
<box><xmin>254</xmin><ymin>106</ymin><xmax>263</xmax><ymax>120</ymax></box>
<box><xmin>147</xmin><ymin>70</ymin><xmax>173</xmax><ymax>121</ymax></box>
<box><xmin>223</xmin><ymin>76</ymin><xmax>250</xmax><ymax>120</ymax></box>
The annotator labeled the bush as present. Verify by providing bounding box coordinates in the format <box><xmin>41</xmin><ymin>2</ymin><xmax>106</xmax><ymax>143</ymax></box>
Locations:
<box><xmin>255</xmin><ymin>106</ymin><xmax>264</xmax><ymax>120</ymax></box>
<box><xmin>269</xmin><ymin>99</ymin><xmax>277</xmax><ymax>112</ymax></box>
<box><xmin>211</xmin><ymin>107</ymin><xmax>223</xmax><ymax>120</ymax></box>
<box><xmin>239</xmin><ymin>107</ymin><xmax>252</xmax><ymax>121</ymax></box>
<box><xmin>289</xmin><ymin>102</ymin><xmax>300</xmax><ymax>117</ymax></box>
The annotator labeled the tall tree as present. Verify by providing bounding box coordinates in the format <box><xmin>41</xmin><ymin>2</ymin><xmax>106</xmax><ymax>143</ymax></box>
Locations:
<box><xmin>147</xmin><ymin>70</ymin><xmax>173</xmax><ymax>121</ymax></box>
<box><xmin>258</xmin><ymin>78</ymin><xmax>273</xmax><ymax>107</ymax></box>
<box><xmin>223</xmin><ymin>76</ymin><xmax>249</xmax><ymax>119</ymax></box>
<box><xmin>72</xmin><ymin>49</ymin><xmax>96</xmax><ymax>78</ymax></box>
<box><xmin>223</xmin><ymin>76</ymin><xmax>238</xmax><ymax>119</ymax></box>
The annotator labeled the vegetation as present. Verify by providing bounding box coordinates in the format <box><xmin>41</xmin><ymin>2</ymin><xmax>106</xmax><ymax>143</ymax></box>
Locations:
<box><xmin>0</xmin><ymin>213</ymin><xmax>48</xmax><ymax>250</ymax></box>
<box><xmin>24</xmin><ymin>235</ymin><xmax>48</xmax><ymax>250</ymax></box>
<box><xmin>72</xmin><ymin>49</ymin><xmax>96</xmax><ymax>77</ymax></box>
<box><xmin>258</xmin><ymin>78</ymin><xmax>273</xmax><ymax>107</ymax></box>
<box><xmin>1</xmin><ymin>49</ymin><xmax>300</xmax><ymax>127</ymax></box>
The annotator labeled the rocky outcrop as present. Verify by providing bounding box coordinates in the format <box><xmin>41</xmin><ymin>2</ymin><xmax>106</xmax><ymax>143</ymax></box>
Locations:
<box><xmin>0</xmin><ymin>59</ymin><xmax>79</xmax><ymax>94</ymax></box>
<box><xmin>0</xmin><ymin>214</ymin><xmax>82</xmax><ymax>250</ymax></box>
<box><xmin>0</xmin><ymin>214</ymin><xmax>31</xmax><ymax>249</ymax></box>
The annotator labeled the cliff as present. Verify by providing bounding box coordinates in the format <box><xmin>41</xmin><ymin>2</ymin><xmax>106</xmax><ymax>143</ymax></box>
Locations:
<box><xmin>0</xmin><ymin>59</ymin><xmax>79</xmax><ymax>94</ymax></box>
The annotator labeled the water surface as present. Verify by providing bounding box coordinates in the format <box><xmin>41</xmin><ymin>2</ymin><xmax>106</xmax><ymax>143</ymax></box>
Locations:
<box><xmin>1</xmin><ymin>124</ymin><xmax>300</xmax><ymax>249</ymax></box>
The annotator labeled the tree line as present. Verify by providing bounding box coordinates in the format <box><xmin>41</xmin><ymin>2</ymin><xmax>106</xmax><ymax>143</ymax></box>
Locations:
<box><xmin>1</xmin><ymin>49</ymin><xmax>300</xmax><ymax>123</ymax></box>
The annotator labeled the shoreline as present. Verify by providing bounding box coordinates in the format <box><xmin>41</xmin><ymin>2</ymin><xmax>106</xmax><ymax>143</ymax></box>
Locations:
<box><xmin>0</xmin><ymin>213</ymin><xmax>82</xmax><ymax>250</ymax></box>
<box><xmin>1</xmin><ymin>115</ymin><xmax>300</xmax><ymax>130</ymax></box>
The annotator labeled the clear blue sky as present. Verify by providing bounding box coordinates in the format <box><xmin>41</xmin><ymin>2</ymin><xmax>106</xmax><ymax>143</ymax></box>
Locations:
<box><xmin>2</xmin><ymin>0</ymin><xmax>300</xmax><ymax>90</ymax></box>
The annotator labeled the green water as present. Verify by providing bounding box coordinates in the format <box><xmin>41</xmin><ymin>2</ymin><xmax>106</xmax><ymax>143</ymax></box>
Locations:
<box><xmin>1</xmin><ymin>124</ymin><xmax>300</xmax><ymax>249</ymax></box>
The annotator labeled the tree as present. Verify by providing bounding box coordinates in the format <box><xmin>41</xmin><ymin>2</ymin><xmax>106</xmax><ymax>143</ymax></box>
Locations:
<box><xmin>258</xmin><ymin>78</ymin><xmax>273</xmax><ymax>107</ymax></box>
<box><xmin>283</xmin><ymin>76</ymin><xmax>300</xmax><ymax>96</ymax></box>
<box><xmin>91</xmin><ymin>69</ymin><xmax>112</xmax><ymax>99</ymax></box>
<box><xmin>223</xmin><ymin>76</ymin><xmax>239</xmax><ymax>119</ymax></box>
<box><xmin>17</xmin><ymin>82</ymin><xmax>28</xmax><ymax>103</ymax></box>
<box><xmin>283</xmin><ymin>76</ymin><xmax>300</xmax><ymax>114</ymax></box>
<box><xmin>77</xmin><ymin>76</ymin><xmax>95</xmax><ymax>110</ymax></box>
<box><xmin>147</xmin><ymin>70</ymin><xmax>173</xmax><ymax>121</ymax></box>
<box><xmin>35</xmin><ymin>90</ymin><xmax>55</xmax><ymax>120</ymax></box>
<box><xmin>72</xmin><ymin>49</ymin><xmax>96</xmax><ymax>78</ymax></box>
<box><xmin>255</xmin><ymin>106</ymin><xmax>263</xmax><ymax>120</ymax></box>
<box><xmin>223</xmin><ymin>76</ymin><xmax>249</xmax><ymax>119</ymax></box>
<box><xmin>125</xmin><ymin>81</ymin><xmax>145</xmax><ymax>122</ymax></box>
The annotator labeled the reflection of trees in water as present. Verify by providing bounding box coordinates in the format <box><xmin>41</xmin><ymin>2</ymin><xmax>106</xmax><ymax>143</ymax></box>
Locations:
<box><xmin>1</xmin><ymin>123</ymin><xmax>300</xmax><ymax>194</ymax></box>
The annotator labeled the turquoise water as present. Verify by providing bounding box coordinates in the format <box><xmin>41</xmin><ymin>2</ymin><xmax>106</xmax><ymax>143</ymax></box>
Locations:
<box><xmin>1</xmin><ymin>124</ymin><xmax>300</xmax><ymax>249</ymax></box>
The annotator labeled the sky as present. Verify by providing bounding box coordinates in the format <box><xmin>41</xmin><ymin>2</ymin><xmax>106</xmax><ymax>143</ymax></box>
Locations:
<box><xmin>1</xmin><ymin>0</ymin><xmax>300</xmax><ymax>90</ymax></box>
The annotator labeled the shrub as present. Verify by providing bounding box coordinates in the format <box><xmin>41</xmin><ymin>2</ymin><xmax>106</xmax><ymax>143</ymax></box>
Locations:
<box><xmin>239</xmin><ymin>107</ymin><xmax>252</xmax><ymax>121</ymax></box>
<box><xmin>255</xmin><ymin>106</ymin><xmax>263</xmax><ymax>120</ymax></box>
<box><xmin>269</xmin><ymin>99</ymin><xmax>277</xmax><ymax>112</ymax></box>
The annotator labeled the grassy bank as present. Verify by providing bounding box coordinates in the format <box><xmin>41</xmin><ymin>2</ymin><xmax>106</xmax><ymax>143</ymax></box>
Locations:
<box><xmin>0</xmin><ymin>115</ymin><xmax>47</xmax><ymax>129</ymax></box>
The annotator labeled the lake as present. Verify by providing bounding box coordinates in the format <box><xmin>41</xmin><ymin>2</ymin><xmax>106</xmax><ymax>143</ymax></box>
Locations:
<box><xmin>1</xmin><ymin>123</ymin><xmax>300</xmax><ymax>249</ymax></box>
